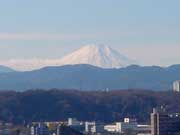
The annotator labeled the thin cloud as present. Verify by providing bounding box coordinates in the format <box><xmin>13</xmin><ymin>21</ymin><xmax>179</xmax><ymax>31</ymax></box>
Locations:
<box><xmin>0</xmin><ymin>32</ymin><xmax>128</xmax><ymax>41</ymax></box>
<box><xmin>0</xmin><ymin>31</ymin><xmax>146</xmax><ymax>41</ymax></box>
<box><xmin>0</xmin><ymin>33</ymin><xmax>77</xmax><ymax>40</ymax></box>
<box><xmin>0</xmin><ymin>29</ymin><xmax>178</xmax><ymax>41</ymax></box>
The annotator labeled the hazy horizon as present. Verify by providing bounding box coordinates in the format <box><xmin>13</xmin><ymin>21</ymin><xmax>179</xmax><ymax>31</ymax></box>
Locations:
<box><xmin>0</xmin><ymin>0</ymin><xmax>180</xmax><ymax>70</ymax></box>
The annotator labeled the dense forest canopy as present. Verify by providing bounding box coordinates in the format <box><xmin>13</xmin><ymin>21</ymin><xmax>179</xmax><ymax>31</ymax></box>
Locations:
<box><xmin>0</xmin><ymin>89</ymin><xmax>179</xmax><ymax>124</ymax></box>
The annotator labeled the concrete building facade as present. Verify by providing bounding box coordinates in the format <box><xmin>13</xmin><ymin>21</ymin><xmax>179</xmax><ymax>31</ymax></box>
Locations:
<box><xmin>151</xmin><ymin>108</ymin><xmax>180</xmax><ymax>135</ymax></box>
<box><xmin>173</xmin><ymin>80</ymin><xmax>180</xmax><ymax>92</ymax></box>
<box><xmin>104</xmin><ymin>118</ymin><xmax>137</xmax><ymax>133</ymax></box>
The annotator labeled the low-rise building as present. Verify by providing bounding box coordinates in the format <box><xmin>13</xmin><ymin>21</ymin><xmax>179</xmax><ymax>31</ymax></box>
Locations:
<box><xmin>85</xmin><ymin>122</ymin><xmax>96</xmax><ymax>133</ymax></box>
<box><xmin>137</xmin><ymin>125</ymin><xmax>151</xmax><ymax>134</ymax></box>
<box><xmin>104</xmin><ymin>122</ymin><xmax>121</xmax><ymax>133</ymax></box>
<box><xmin>68</xmin><ymin>118</ymin><xmax>83</xmax><ymax>126</ymax></box>
<box><xmin>31</xmin><ymin>123</ymin><xmax>50</xmax><ymax>135</ymax></box>
<box><xmin>104</xmin><ymin>118</ymin><xmax>137</xmax><ymax>133</ymax></box>
<box><xmin>85</xmin><ymin>121</ymin><xmax>104</xmax><ymax>134</ymax></box>
<box><xmin>67</xmin><ymin>118</ymin><xmax>84</xmax><ymax>133</ymax></box>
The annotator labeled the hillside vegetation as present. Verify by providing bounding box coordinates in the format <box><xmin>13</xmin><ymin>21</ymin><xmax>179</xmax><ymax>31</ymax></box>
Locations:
<box><xmin>0</xmin><ymin>64</ymin><xmax>180</xmax><ymax>90</ymax></box>
<box><xmin>0</xmin><ymin>89</ymin><xmax>179</xmax><ymax>123</ymax></box>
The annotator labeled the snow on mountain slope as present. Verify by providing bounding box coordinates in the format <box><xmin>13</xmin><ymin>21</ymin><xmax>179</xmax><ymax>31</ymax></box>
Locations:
<box><xmin>58</xmin><ymin>45</ymin><xmax>135</xmax><ymax>68</ymax></box>
<box><xmin>0</xmin><ymin>44</ymin><xmax>136</xmax><ymax>70</ymax></box>
<box><xmin>0</xmin><ymin>65</ymin><xmax>15</xmax><ymax>73</ymax></box>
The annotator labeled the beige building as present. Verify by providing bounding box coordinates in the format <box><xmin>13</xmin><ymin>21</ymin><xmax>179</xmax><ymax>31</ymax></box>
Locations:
<box><xmin>104</xmin><ymin>118</ymin><xmax>137</xmax><ymax>133</ymax></box>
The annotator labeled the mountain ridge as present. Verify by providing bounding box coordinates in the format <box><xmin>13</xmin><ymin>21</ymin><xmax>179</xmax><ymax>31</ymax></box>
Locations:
<box><xmin>0</xmin><ymin>64</ymin><xmax>179</xmax><ymax>91</ymax></box>
<box><xmin>0</xmin><ymin>65</ymin><xmax>16</xmax><ymax>73</ymax></box>
<box><xmin>0</xmin><ymin>45</ymin><xmax>136</xmax><ymax>70</ymax></box>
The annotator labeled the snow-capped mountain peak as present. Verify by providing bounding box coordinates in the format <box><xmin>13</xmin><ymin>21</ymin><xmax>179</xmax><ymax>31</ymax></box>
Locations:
<box><xmin>0</xmin><ymin>44</ymin><xmax>136</xmax><ymax>70</ymax></box>
<box><xmin>58</xmin><ymin>44</ymin><xmax>135</xmax><ymax>68</ymax></box>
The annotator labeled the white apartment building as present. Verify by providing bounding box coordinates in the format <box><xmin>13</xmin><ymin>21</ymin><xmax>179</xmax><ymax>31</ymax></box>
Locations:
<box><xmin>173</xmin><ymin>80</ymin><xmax>180</xmax><ymax>92</ymax></box>
<box><xmin>104</xmin><ymin>118</ymin><xmax>137</xmax><ymax>133</ymax></box>
<box><xmin>68</xmin><ymin>118</ymin><xmax>82</xmax><ymax>126</ymax></box>
<box><xmin>85</xmin><ymin>122</ymin><xmax>96</xmax><ymax>133</ymax></box>
<box><xmin>104</xmin><ymin>122</ymin><xmax>122</xmax><ymax>133</ymax></box>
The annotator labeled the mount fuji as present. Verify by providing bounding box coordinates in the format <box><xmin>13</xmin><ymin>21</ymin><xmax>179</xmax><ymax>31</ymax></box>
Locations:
<box><xmin>0</xmin><ymin>44</ymin><xmax>136</xmax><ymax>70</ymax></box>
<box><xmin>58</xmin><ymin>45</ymin><xmax>135</xmax><ymax>68</ymax></box>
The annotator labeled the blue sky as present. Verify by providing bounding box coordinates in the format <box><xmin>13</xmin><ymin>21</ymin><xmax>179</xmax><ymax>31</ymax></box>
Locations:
<box><xmin>0</xmin><ymin>0</ymin><xmax>180</xmax><ymax>69</ymax></box>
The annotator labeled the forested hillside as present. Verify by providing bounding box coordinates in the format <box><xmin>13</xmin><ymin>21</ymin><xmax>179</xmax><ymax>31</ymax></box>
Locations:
<box><xmin>0</xmin><ymin>89</ymin><xmax>179</xmax><ymax>124</ymax></box>
<box><xmin>0</xmin><ymin>64</ymin><xmax>180</xmax><ymax>90</ymax></box>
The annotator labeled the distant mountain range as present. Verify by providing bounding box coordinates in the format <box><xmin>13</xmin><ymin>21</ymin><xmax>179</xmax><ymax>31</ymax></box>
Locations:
<box><xmin>0</xmin><ymin>64</ymin><xmax>180</xmax><ymax>91</ymax></box>
<box><xmin>0</xmin><ymin>65</ymin><xmax>15</xmax><ymax>73</ymax></box>
<box><xmin>0</xmin><ymin>45</ymin><xmax>136</xmax><ymax>70</ymax></box>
